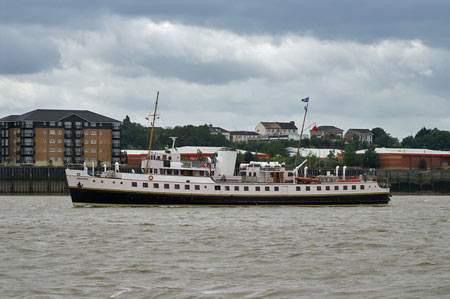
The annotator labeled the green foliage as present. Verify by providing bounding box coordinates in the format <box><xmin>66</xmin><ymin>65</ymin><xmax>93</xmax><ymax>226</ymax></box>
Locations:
<box><xmin>243</xmin><ymin>151</ymin><xmax>255</xmax><ymax>163</ymax></box>
<box><xmin>121</xmin><ymin>116</ymin><xmax>232</xmax><ymax>150</ymax></box>
<box><xmin>371</xmin><ymin>127</ymin><xmax>399</xmax><ymax>148</ymax></box>
<box><xmin>342</xmin><ymin>145</ymin><xmax>361</xmax><ymax>167</ymax></box>
<box><xmin>419</xmin><ymin>159</ymin><xmax>427</xmax><ymax>170</ymax></box>
<box><xmin>362</xmin><ymin>147</ymin><xmax>380</xmax><ymax>168</ymax></box>
<box><xmin>401</xmin><ymin>127</ymin><xmax>450</xmax><ymax>150</ymax></box>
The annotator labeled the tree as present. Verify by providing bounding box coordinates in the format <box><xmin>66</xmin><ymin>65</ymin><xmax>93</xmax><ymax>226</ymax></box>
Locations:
<box><xmin>243</xmin><ymin>151</ymin><xmax>254</xmax><ymax>163</ymax></box>
<box><xmin>371</xmin><ymin>127</ymin><xmax>399</xmax><ymax>148</ymax></box>
<box><xmin>342</xmin><ymin>145</ymin><xmax>361</xmax><ymax>167</ymax></box>
<box><xmin>362</xmin><ymin>147</ymin><xmax>380</xmax><ymax>168</ymax></box>
<box><xmin>419</xmin><ymin>159</ymin><xmax>427</xmax><ymax>170</ymax></box>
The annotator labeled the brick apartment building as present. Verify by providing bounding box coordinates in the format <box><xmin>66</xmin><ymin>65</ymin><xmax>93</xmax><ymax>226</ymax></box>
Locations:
<box><xmin>0</xmin><ymin>109</ymin><xmax>121</xmax><ymax>166</ymax></box>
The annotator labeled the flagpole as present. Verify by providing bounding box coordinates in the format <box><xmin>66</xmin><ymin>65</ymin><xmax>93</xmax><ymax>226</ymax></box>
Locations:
<box><xmin>295</xmin><ymin>100</ymin><xmax>308</xmax><ymax>166</ymax></box>
<box><xmin>145</xmin><ymin>91</ymin><xmax>159</xmax><ymax>174</ymax></box>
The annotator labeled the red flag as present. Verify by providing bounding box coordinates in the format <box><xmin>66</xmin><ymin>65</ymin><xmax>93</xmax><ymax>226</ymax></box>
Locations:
<box><xmin>145</xmin><ymin>117</ymin><xmax>149</xmax><ymax>120</ymax></box>
<box><xmin>313</xmin><ymin>125</ymin><xmax>318</xmax><ymax>131</ymax></box>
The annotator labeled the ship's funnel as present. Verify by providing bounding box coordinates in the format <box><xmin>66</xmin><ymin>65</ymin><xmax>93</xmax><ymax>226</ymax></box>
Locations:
<box><xmin>215</xmin><ymin>148</ymin><xmax>237</xmax><ymax>176</ymax></box>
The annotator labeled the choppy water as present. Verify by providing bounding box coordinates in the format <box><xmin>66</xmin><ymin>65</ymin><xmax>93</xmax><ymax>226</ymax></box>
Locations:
<box><xmin>1</xmin><ymin>196</ymin><xmax>449</xmax><ymax>298</ymax></box>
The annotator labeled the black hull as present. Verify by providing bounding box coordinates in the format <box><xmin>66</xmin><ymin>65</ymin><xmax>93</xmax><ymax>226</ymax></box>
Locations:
<box><xmin>69</xmin><ymin>188</ymin><xmax>391</xmax><ymax>206</ymax></box>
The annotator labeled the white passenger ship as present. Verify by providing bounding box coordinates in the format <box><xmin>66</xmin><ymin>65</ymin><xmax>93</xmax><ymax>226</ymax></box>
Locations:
<box><xmin>66</xmin><ymin>146</ymin><xmax>390</xmax><ymax>206</ymax></box>
<box><xmin>66</xmin><ymin>92</ymin><xmax>390</xmax><ymax>206</ymax></box>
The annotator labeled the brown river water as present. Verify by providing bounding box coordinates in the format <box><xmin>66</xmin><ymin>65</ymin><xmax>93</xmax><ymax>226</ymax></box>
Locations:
<box><xmin>0</xmin><ymin>195</ymin><xmax>449</xmax><ymax>298</ymax></box>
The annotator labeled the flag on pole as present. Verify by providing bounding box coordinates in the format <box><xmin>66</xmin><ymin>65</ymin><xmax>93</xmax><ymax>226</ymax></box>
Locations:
<box><xmin>301</xmin><ymin>97</ymin><xmax>309</xmax><ymax>102</ymax></box>
<box><xmin>145</xmin><ymin>117</ymin><xmax>149</xmax><ymax>120</ymax></box>
<box><xmin>312</xmin><ymin>125</ymin><xmax>318</xmax><ymax>131</ymax></box>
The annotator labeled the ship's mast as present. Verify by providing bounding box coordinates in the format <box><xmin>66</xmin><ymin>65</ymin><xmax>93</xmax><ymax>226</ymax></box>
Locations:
<box><xmin>145</xmin><ymin>91</ymin><xmax>159</xmax><ymax>174</ymax></box>
<box><xmin>294</xmin><ymin>100</ymin><xmax>308</xmax><ymax>166</ymax></box>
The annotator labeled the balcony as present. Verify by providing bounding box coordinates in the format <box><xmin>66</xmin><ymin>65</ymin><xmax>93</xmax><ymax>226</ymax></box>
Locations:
<box><xmin>112</xmin><ymin>149</ymin><xmax>121</xmax><ymax>157</ymax></box>
<box><xmin>112</xmin><ymin>141</ymin><xmax>120</xmax><ymax>148</ymax></box>
<box><xmin>21</xmin><ymin>122</ymin><xmax>34</xmax><ymax>129</ymax></box>
<box><xmin>74</xmin><ymin>140</ymin><xmax>83</xmax><ymax>147</ymax></box>
<box><xmin>74</xmin><ymin>123</ymin><xmax>82</xmax><ymax>129</ymax></box>
<box><xmin>74</xmin><ymin>149</ymin><xmax>83</xmax><ymax>156</ymax></box>
<box><xmin>74</xmin><ymin>131</ymin><xmax>84</xmax><ymax>138</ymax></box>
<box><xmin>21</xmin><ymin>139</ymin><xmax>34</xmax><ymax>147</ymax></box>
<box><xmin>1</xmin><ymin>131</ymin><xmax>8</xmax><ymax>138</ymax></box>
<box><xmin>21</xmin><ymin>149</ymin><xmax>34</xmax><ymax>156</ymax></box>
<box><xmin>112</xmin><ymin>132</ymin><xmax>120</xmax><ymax>139</ymax></box>
<box><xmin>64</xmin><ymin>140</ymin><xmax>73</xmax><ymax>147</ymax></box>
<box><xmin>64</xmin><ymin>149</ymin><xmax>72</xmax><ymax>156</ymax></box>
<box><xmin>64</xmin><ymin>123</ymin><xmax>72</xmax><ymax>129</ymax></box>
<box><xmin>64</xmin><ymin>132</ymin><xmax>72</xmax><ymax>138</ymax></box>
<box><xmin>112</xmin><ymin>123</ymin><xmax>121</xmax><ymax>130</ymax></box>
<box><xmin>21</xmin><ymin>132</ymin><xmax>34</xmax><ymax>138</ymax></box>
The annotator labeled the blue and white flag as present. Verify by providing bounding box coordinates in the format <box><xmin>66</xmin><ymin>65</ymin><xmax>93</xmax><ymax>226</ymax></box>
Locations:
<box><xmin>301</xmin><ymin>97</ymin><xmax>309</xmax><ymax>102</ymax></box>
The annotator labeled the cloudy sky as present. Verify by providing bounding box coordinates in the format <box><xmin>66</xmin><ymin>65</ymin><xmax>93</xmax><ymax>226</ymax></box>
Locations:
<box><xmin>1</xmin><ymin>0</ymin><xmax>450</xmax><ymax>139</ymax></box>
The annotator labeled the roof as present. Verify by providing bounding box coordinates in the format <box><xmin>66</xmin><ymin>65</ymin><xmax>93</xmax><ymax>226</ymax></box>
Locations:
<box><xmin>260</xmin><ymin>121</ymin><xmax>297</xmax><ymax>130</ymax></box>
<box><xmin>209</xmin><ymin>126</ymin><xmax>229</xmax><ymax>133</ymax></box>
<box><xmin>356</xmin><ymin>148</ymin><xmax>450</xmax><ymax>156</ymax></box>
<box><xmin>346</xmin><ymin>129</ymin><xmax>373</xmax><ymax>134</ymax></box>
<box><xmin>0</xmin><ymin>109</ymin><xmax>120</xmax><ymax>123</ymax></box>
<box><xmin>315</xmin><ymin>126</ymin><xmax>343</xmax><ymax>132</ymax></box>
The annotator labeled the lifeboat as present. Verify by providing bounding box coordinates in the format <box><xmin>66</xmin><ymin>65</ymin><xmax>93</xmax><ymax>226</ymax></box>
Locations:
<box><xmin>295</xmin><ymin>177</ymin><xmax>320</xmax><ymax>183</ymax></box>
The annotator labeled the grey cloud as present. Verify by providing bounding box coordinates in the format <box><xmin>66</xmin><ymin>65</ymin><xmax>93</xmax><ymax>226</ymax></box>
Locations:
<box><xmin>0</xmin><ymin>27</ymin><xmax>61</xmax><ymax>74</ymax></box>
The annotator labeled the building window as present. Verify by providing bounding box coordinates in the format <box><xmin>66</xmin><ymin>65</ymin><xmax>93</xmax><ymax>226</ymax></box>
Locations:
<box><xmin>215</xmin><ymin>186</ymin><xmax>220</xmax><ymax>191</ymax></box>
<box><xmin>153</xmin><ymin>183</ymin><xmax>159</xmax><ymax>188</ymax></box>
<box><xmin>91</xmin><ymin>140</ymin><xmax>96</xmax><ymax>144</ymax></box>
<box><xmin>43</xmin><ymin>129</ymin><xmax>47</xmax><ymax>134</ymax></box>
<box><xmin>143</xmin><ymin>183</ymin><xmax>148</xmax><ymax>188</ymax></box>
<box><xmin>296</xmin><ymin>186</ymin><xmax>301</xmax><ymax>191</ymax></box>
<box><xmin>91</xmin><ymin>130</ymin><xmax>96</xmax><ymax>135</ymax></box>
<box><xmin>85</xmin><ymin>130</ymin><xmax>89</xmax><ymax>135</ymax></box>
<box><xmin>91</xmin><ymin>148</ymin><xmax>96</xmax><ymax>153</ymax></box>
<box><xmin>132</xmin><ymin>182</ymin><xmax>137</xmax><ymax>187</ymax></box>
<box><xmin>50</xmin><ymin>139</ymin><xmax>55</xmax><ymax>143</ymax></box>
<box><xmin>58</xmin><ymin>148</ymin><xmax>62</xmax><ymax>152</ymax></box>
<box><xmin>164</xmin><ymin>184</ymin><xmax>169</xmax><ymax>189</ymax></box>
<box><xmin>50</xmin><ymin>130</ymin><xmax>55</xmax><ymax>135</ymax></box>
<box><xmin>91</xmin><ymin>122</ymin><xmax>96</xmax><ymax>127</ymax></box>
<box><xmin>195</xmin><ymin>185</ymin><xmax>200</xmax><ymax>190</ymax></box>
<box><xmin>58</xmin><ymin>130</ymin><xmax>62</xmax><ymax>135</ymax></box>
<box><xmin>50</xmin><ymin>121</ymin><xmax>56</xmax><ymax>126</ymax></box>
<box><xmin>99</xmin><ymin>131</ymin><xmax>103</xmax><ymax>136</ymax></box>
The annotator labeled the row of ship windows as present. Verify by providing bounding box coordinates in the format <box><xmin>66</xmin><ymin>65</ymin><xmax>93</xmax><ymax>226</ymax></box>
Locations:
<box><xmin>127</xmin><ymin>182</ymin><xmax>367</xmax><ymax>191</ymax></box>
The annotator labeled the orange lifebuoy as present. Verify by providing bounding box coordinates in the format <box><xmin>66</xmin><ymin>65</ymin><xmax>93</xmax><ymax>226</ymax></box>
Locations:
<box><xmin>267</xmin><ymin>178</ymin><xmax>271</xmax><ymax>184</ymax></box>
<box><xmin>148</xmin><ymin>175</ymin><xmax>153</xmax><ymax>181</ymax></box>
